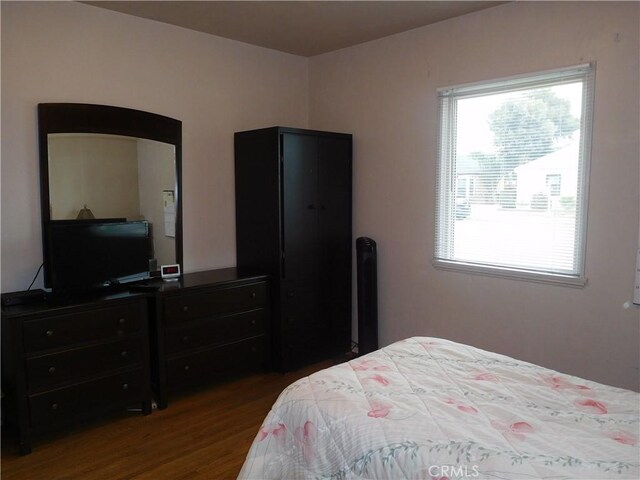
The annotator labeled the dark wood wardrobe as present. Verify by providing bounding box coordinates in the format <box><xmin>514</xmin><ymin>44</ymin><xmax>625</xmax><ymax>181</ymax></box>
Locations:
<box><xmin>235</xmin><ymin>127</ymin><xmax>352</xmax><ymax>372</ymax></box>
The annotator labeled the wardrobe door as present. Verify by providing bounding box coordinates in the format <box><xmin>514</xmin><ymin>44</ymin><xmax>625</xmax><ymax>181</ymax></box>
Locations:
<box><xmin>281</xmin><ymin>133</ymin><xmax>319</xmax><ymax>282</ymax></box>
<box><xmin>281</xmin><ymin>133</ymin><xmax>321</xmax><ymax>368</ymax></box>
<box><xmin>318</xmin><ymin>136</ymin><xmax>352</xmax><ymax>354</ymax></box>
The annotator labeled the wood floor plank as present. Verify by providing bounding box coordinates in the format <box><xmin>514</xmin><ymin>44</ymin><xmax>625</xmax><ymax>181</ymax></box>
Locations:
<box><xmin>1</xmin><ymin>362</ymin><xmax>331</xmax><ymax>479</ymax></box>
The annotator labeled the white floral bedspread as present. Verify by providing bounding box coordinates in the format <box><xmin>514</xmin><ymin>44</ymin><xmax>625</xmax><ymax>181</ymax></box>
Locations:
<box><xmin>239</xmin><ymin>337</ymin><xmax>639</xmax><ymax>479</ymax></box>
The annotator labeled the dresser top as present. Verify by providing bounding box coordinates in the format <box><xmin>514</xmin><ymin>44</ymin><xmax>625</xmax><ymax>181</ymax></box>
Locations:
<box><xmin>1</xmin><ymin>268</ymin><xmax>268</xmax><ymax>318</ymax></box>
<box><xmin>1</xmin><ymin>290</ymin><xmax>144</xmax><ymax>318</ymax></box>
<box><xmin>153</xmin><ymin>267</ymin><xmax>267</xmax><ymax>294</ymax></box>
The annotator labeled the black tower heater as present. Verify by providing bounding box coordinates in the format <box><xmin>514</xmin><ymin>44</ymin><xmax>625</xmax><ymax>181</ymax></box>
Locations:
<box><xmin>356</xmin><ymin>237</ymin><xmax>378</xmax><ymax>355</ymax></box>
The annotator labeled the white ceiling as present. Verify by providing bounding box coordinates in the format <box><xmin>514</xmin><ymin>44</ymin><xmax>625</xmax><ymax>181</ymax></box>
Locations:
<box><xmin>83</xmin><ymin>1</ymin><xmax>506</xmax><ymax>57</ymax></box>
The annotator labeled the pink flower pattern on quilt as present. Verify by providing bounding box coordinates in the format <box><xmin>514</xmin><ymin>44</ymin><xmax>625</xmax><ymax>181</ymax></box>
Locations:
<box><xmin>473</xmin><ymin>372</ymin><xmax>499</xmax><ymax>382</ymax></box>
<box><xmin>441</xmin><ymin>397</ymin><xmax>478</xmax><ymax>414</ymax></box>
<box><xmin>490</xmin><ymin>420</ymin><xmax>534</xmax><ymax>441</ymax></box>
<box><xmin>294</xmin><ymin>421</ymin><xmax>317</xmax><ymax>464</ymax></box>
<box><xmin>239</xmin><ymin>337</ymin><xmax>640</xmax><ymax>480</ymax></box>
<box><xmin>258</xmin><ymin>423</ymin><xmax>286</xmax><ymax>444</ymax></box>
<box><xmin>542</xmin><ymin>374</ymin><xmax>590</xmax><ymax>391</ymax></box>
<box><xmin>368</xmin><ymin>374</ymin><xmax>390</xmax><ymax>386</ymax></box>
<box><xmin>352</xmin><ymin>359</ymin><xmax>391</xmax><ymax>371</ymax></box>
<box><xmin>574</xmin><ymin>398</ymin><xmax>608</xmax><ymax>414</ymax></box>
<box><xmin>606</xmin><ymin>431</ymin><xmax>638</xmax><ymax>446</ymax></box>
<box><xmin>367</xmin><ymin>401</ymin><xmax>391</xmax><ymax>418</ymax></box>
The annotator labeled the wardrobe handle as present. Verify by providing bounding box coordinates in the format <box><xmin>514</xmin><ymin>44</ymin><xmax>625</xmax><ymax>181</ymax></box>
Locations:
<box><xmin>46</xmin><ymin>330</ymin><xmax>54</xmax><ymax>338</ymax></box>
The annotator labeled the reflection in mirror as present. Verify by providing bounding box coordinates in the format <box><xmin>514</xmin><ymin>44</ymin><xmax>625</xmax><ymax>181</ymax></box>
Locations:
<box><xmin>47</xmin><ymin>133</ymin><xmax>176</xmax><ymax>266</ymax></box>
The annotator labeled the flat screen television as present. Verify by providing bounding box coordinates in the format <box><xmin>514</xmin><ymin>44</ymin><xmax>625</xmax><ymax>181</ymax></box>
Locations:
<box><xmin>48</xmin><ymin>220</ymin><xmax>151</xmax><ymax>293</ymax></box>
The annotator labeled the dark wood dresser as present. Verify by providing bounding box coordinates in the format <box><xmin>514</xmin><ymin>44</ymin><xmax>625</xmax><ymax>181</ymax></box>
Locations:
<box><xmin>1</xmin><ymin>268</ymin><xmax>268</xmax><ymax>453</ymax></box>
<box><xmin>1</xmin><ymin>292</ymin><xmax>151</xmax><ymax>455</ymax></box>
<box><xmin>150</xmin><ymin>268</ymin><xmax>269</xmax><ymax>408</ymax></box>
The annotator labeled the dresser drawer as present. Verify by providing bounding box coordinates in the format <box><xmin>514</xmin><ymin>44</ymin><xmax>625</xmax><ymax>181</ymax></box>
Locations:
<box><xmin>166</xmin><ymin>337</ymin><xmax>264</xmax><ymax>390</ymax></box>
<box><xmin>26</xmin><ymin>338</ymin><xmax>144</xmax><ymax>392</ymax></box>
<box><xmin>28</xmin><ymin>369</ymin><xmax>145</xmax><ymax>428</ymax></box>
<box><xmin>163</xmin><ymin>282</ymin><xmax>266</xmax><ymax>325</ymax></box>
<box><xmin>165</xmin><ymin>309</ymin><xmax>266</xmax><ymax>355</ymax></box>
<box><xmin>22</xmin><ymin>303</ymin><xmax>142</xmax><ymax>353</ymax></box>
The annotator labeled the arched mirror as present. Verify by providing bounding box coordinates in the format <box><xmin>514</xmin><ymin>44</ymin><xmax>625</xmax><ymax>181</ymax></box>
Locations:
<box><xmin>38</xmin><ymin>103</ymin><xmax>182</xmax><ymax>288</ymax></box>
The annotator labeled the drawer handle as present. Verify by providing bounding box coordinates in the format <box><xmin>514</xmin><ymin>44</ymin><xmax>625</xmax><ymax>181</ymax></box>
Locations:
<box><xmin>118</xmin><ymin>318</ymin><xmax>126</xmax><ymax>324</ymax></box>
<box><xmin>51</xmin><ymin>402</ymin><xmax>59</xmax><ymax>411</ymax></box>
<box><xmin>250</xmin><ymin>319</ymin><xmax>257</xmax><ymax>326</ymax></box>
<box><xmin>250</xmin><ymin>292</ymin><xmax>257</xmax><ymax>298</ymax></box>
<box><xmin>48</xmin><ymin>366</ymin><xmax>56</xmax><ymax>374</ymax></box>
<box><xmin>122</xmin><ymin>383</ymin><xmax>129</xmax><ymax>390</ymax></box>
<box><xmin>182</xmin><ymin>306</ymin><xmax>189</xmax><ymax>312</ymax></box>
<box><xmin>183</xmin><ymin>365</ymin><xmax>190</xmax><ymax>372</ymax></box>
<box><xmin>251</xmin><ymin>346</ymin><xmax>257</xmax><ymax>353</ymax></box>
<box><xmin>120</xmin><ymin>351</ymin><xmax>128</xmax><ymax>358</ymax></box>
<box><xmin>46</xmin><ymin>330</ymin><xmax>54</xmax><ymax>337</ymax></box>
<box><xmin>117</xmin><ymin>329</ymin><xmax>124</xmax><ymax>336</ymax></box>
<box><xmin>182</xmin><ymin>336</ymin><xmax>189</xmax><ymax>343</ymax></box>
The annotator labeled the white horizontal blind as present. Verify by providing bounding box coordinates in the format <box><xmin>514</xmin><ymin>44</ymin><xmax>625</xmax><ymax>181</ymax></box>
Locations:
<box><xmin>434</xmin><ymin>64</ymin><xmax>594</xmax><ymax>284</ymax></box>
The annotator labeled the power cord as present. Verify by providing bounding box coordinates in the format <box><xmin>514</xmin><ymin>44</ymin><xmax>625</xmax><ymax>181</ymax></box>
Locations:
<box><xmin>27</xmin><ymin>263</ymin><xmax>44</xmax><ymax>291</ymax></box>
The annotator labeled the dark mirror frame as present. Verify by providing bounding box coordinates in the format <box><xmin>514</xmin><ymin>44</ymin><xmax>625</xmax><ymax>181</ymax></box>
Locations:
<box><xmin>38</xmin><ymin>103</ymin><xmax>183</xmax><ymax>288</ymax></box>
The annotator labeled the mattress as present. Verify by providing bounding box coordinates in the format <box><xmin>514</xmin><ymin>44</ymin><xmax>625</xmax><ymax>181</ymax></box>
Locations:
<box><xmin>239</xmin><ymin>337</ymin><xmax>639</xmax><ymax>479</ymax></box>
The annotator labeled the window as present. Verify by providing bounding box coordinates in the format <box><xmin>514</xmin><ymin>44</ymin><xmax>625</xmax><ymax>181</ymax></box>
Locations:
<box><xmin>434</xmin><ymin>64</ymin><xmax>594</xmax><ymax>285</ymax></box>
<box><xmin>546</xmin><ymin>174</ymin><xmax>561</xmax><ymax>196</ymax></box>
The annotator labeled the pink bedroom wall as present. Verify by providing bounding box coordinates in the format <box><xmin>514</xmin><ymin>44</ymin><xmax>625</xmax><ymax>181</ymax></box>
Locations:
<box><xmin>309</xmin><ymin>1</ymin><xmax>640</xmax><ymax>390</ymax></box>
<box><xmin>1</xmin><ymin>1</ymin><xmax>309</xmax><ymax>293</ymax></box>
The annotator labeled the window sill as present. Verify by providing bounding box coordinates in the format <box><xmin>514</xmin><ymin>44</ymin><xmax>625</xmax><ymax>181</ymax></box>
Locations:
<box><xmin>432</xmin><ymin>259</ymin><xmax>587</xmax><ymax>288</ymax></box>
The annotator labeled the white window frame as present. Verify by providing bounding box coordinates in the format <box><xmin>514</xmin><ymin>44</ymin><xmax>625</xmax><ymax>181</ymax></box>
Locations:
<box><xmin>434</xmin><ymin>64</ymin><xmax>595</xmax><ymax>287</ymax></box>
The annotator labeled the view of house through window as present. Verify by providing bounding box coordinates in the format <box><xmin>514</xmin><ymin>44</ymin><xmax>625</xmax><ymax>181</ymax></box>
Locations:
<box><xmin>435</xmin><ymin>65</ymin><xmax>594</xmax><ymax>283</ymax></box>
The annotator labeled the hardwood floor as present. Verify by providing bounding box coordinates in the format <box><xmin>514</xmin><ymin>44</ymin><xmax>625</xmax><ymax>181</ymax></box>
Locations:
<box><xmin>1</xmin><ymin>361</ymin><xmax>332</xmax><ymax>479</ymax></box>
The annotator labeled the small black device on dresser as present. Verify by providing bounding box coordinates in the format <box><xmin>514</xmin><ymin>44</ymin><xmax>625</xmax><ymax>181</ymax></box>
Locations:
<box><xmin>149</xmin><ymin>268</ymin><xmax>269</xmax><ymax>409</ymax></box>
<box><xmin>1</xmin><ymin>291</ymin><xmax>152</xmax><ymax>455</ymax></box>
<box><xmin>1</xmin><ymin>289</ymin><xmax>47</xmax><ymax>307</ymax></box>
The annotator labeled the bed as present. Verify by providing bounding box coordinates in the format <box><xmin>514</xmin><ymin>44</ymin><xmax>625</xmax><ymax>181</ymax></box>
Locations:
<box><xmin>239</xmin><ymin>337</ymin><xmax>639</xmax><ymax>479</ymax></box>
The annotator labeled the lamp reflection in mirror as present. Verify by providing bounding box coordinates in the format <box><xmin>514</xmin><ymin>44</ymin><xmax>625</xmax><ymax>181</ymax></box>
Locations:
<box><xmin>76</xmin><ymin>204</ymin><xmax>95</xmax><ymax>220</ymax></box>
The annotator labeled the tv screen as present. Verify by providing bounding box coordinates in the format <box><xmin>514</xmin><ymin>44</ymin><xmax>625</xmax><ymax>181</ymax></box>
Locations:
<box><xmin>48</xmin><ymin>220</ymin><xmax>151</xmax><ymax>292</ymax></box>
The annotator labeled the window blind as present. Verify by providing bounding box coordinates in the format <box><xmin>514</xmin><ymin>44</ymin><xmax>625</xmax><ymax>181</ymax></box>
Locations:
<box><xmin>434</xmin><ymin>64</ymin><xmax>594</xmax><ymax>285</ymax></box>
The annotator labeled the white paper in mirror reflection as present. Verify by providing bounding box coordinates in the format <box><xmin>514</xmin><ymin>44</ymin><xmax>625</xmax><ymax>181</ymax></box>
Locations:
<box><xmin>163</xmin><ymin>190</ymin><xmax>176</xmax><ymax>238</ymax></box>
